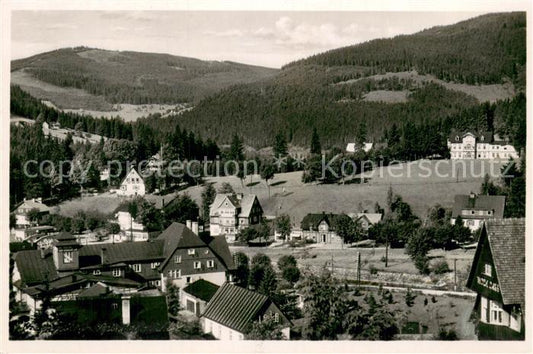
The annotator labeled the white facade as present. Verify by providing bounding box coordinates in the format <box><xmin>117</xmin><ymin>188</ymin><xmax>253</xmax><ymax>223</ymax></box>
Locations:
<box><xmin>448</xmin><ymin>132</ymin><xmax>519</xmax><ymax>160</ymax></box>
<box><xmin>451</xmin><ymin>217</ymin><xmax>484</xmax><ymax>232</ymax></box>
<box><xmin>201</xmin><ymin>317</ymin><xmax>290</xmax><ymax>340</ymax></box>
<box><xmin>117</xmin><ymin>169</ymin><xmax>145</xmax><ymax>197</ymax></box>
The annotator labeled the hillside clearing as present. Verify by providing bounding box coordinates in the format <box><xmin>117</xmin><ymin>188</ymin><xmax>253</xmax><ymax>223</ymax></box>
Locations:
<box><xmin>335</xmin><ymin>70</ymin><xmax>515</xmax><ymax>103</ymax></box>
<box><xmin>180</xmin><ymin>160</ymin><xmax>505</xmax><ymax>224</ymax></box>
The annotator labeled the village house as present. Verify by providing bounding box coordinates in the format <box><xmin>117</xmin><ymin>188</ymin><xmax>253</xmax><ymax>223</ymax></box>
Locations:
<box><xmin>12</xmin><ymin>222</ymin><xmax>235</xmax><ymax>316</ymax></box>
<box><xmin>201</xmin><ymin>283</ymin><xmax>291</xmax><ymax>340</ymax></box>
<box><xmin>350</xmin><ymin>212</ymin><xmax>383</xmax><ymax>232</ymax></box>
<box><xmin>209</xmin><ymin>193</ymin><xmax>264</xmax><ymax>243</ymax></box>
<box><xmin>300</xmin><ymin>213</ymin><xmax>344</xmax><ymax>245</ymax></box>
<box><xmin>13</xmin><ymin>198</ymin><xmax>51</xmax><ymax>228</ymax></box>
<box><xmin>117</xmin><ymin>168</ymin><xmax>146</xmax><ymax>197</ymax></box>
<box><xmin>466</xmin><ymin>218</ymin><xmax>524</xmax><ymax>340</ymax></box>
<box><xmin>447</xmin><ymin>131</ymin><xmax>519</xmax><ymax>160</ymax></box>
<box><xmin>346</xmin><ymin>142</ymin><xmax>373</xmax><ymax>154</ymax></box>
<box><xmin>451</xmin><ymin>193</ymin><xmax>506</xmax><ymax>232</ymax></box>
<box><xmin>114</xmin><ymin>207</ymin><xmax>149</xmax><ymax>242</ymax></box>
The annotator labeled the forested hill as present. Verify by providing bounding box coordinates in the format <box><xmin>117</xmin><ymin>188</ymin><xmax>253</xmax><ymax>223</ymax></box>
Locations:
<box><xmin>11</xmin><ymin>47</ymin><xmax>279</xmax><ymax>105</ymax></box>
<box><xmin>175</xmin><ymin>12</ymin><xmax>526</xmax><ymax>149</ymax></box>
<box><xmin>285</xmin><ymin>12</ymin><xmax>526</xmax><ymax>88</ymax></box>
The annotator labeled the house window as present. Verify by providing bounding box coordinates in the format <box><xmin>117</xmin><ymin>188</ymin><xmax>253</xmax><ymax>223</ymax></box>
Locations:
<box><xmin>491</xmin><ymin>301</ymin><xmax>503</xmax><ymax>324</ymax></box>
<box><xmin>207</xmin><ymin>260</ymin><xmax>215</xmax><ymax>268</ymax></box>
<box><xmin>112</xmin><ymin>303</ymin><xmax>119</xmax><ymax>310</ymax></box>
<box><xmin>168</xmin><ymin>269</ymin><xmax>181</xmax><ymax>279</ymax></box>
<box><xmin>274</xmin><ymin>313</ymin><xmax>279</xmax><ymax>323</ymax></box>
<box><xmin>483</xmin><ymin>264</ymin><xmax>492</xmax><ymax>277</ymax></box>
<box><xmin>151</xmin><ymin>262</ymin><xmax>161</xmax><ymax>269</ymax></box>
<box><xmin>63</xmin><ymin>251</ymin><xmax>73</xmax><ymax>264</ymax></box>
<box><xmin>112</xmin><ymin>268</ymin><xmax>122</xmax><ymax>277</ymax></box>
<box><xmin>186</xmin><ymin>276</ymin><xmax>191</xmax><ymax>283</ymax></box>
<box><xmin>131</xmin><ymin>264</ymin><xmax>141</xmax><ymax>273</ymax></box>
<box><xmin>188</xmin><ymin>249</ymin><xmax>195</xmax><ymax>255</ymax></box>
<box><xmin>194</xmin><ymin>261</ymin><xmax>201</xmax><ymax>269</ymax></box>
<box><xmin>93</xmin><ymin>270</ymin><xmax>101</xmax><ymax>275</ymax></box>
<box><xmin>175</xmin><ymin>255</ymin><xmax>182</xmax><ymax>263</ymax></box>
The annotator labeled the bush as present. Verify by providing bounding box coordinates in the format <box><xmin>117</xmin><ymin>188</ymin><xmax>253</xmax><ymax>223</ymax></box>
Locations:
<box><xmin>369</xmin><ymin>265</ymin><xmax>378</xmax><ymax>275</ymax></box>
<box><xmin>437</xmin><ymin>327</ymin><xmax>458</xmax><ymax>340</ymax></box>
<box><xmin>432</xmin><ymin>259</ymin><xmax>451</xmax><ymax>274</ymax></box>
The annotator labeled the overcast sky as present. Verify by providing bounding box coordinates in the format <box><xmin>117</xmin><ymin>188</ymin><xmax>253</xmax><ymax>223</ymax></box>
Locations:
<box><xmin>12</xmin><ymin>11</ymin><xmax>485</xmax><ymax>68</ymax></box>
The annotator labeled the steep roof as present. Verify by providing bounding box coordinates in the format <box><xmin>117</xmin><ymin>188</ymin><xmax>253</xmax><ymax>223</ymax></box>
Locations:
<box><xmin>452</xmin><ymin>194</ymin><xmax>505</xmax><ymax>219</ymax></box>
<box><xmin>16</xmin><ymin>199</ymin><xmax>51</xmax><ymax>213</ymax></box>
<box><xmin>14</xmin><ymin>249</ymin><xmax>58</xmax><ymax>285</ymax></box>
<box><xmin>183</xmin><ymin>279</ymin><xmax>220</xmax><ymax>302</ymax></box>
<box><xmin>485</xmin><ymin>219</ymin><xmax>525</xmax><ymax>306</ymax></box>
<box><xmin>210</xmin><ymin>194</ymin><xmax>260</xmax><ymax>218</ymax></box>
<box><xmin>447</xmin><ymin>130</ymin><xmax>494</xmax><ymax>143</ymax></box>
<box><xmin>202</xmin><ymin>284</ymin><xmax>270</xmax><ymax>333</ymax></box>
<box><xmin>206</xmin><ymin>236</ymin><xmax>236</xmax><ymax>270</ymax></box>
<box><xmin>301</xmin><ymin>213</ymin><xmax>346</xmax><ymax>231</ymax></box>
<box><xmin>156</xmin><ymin>222</ymin><xmax>207</xmax><ymax>258</ymax></box>
<box><xmin>355</xmin><ymin>213</ymin><xmax>383</xmax><ymax>225</ymax></box>
<box><xmin>238</xmin><ymin>194</ymin><xmax>260</xmax><ymax>218</ymax></box>
<box><xmin>467</xmin><ymin>219</ymin><xmax>525</xmax><ymax>306</ymax></box>
<box><xmin>120</xmin><ymin>168</ymin><xmax>144</xmax><ymax>186</ymax></box>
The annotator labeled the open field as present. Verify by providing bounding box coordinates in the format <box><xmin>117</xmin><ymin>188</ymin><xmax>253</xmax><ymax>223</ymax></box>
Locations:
<box><xmin>11</xmin><ymin>70</ymin><xmax>113</xmax><ymax>111</ymax></box>
<box><xmin>335</xmin><ymin>70</ymin><xmax>515</xmax><ymax>103</ymax></box>
<box><xmin>12</xmin><ymin>70</ymin><xmax>192</xmax><ymax>122</ymax></box>
<box><xmin>54</xmin><ymin>192</ymin><xmax>123</xmax><ymax>217</ymax></box>
<box><xmin>181</xmin><ymin>159</ymin><xmax>505</xmax><ymax>224</ymax></box>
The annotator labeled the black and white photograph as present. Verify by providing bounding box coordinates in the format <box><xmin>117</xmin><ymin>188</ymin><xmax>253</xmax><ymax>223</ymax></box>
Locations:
<box><xmin>2</xmin><ymin>0</ymin><xmax>530</xmax><ymax>352</ymax></box>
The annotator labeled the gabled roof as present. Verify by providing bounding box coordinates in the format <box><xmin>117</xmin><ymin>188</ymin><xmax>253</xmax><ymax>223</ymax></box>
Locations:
<box><xmin>14</xmin><ymin>249</ymin><xmax>58</xmax><ymax>285</ymax></box>
<box><xmin>156</xmin><ymin>222</ymin><xmax>207</xmax><ymax>258</ymax></box>
<box><xmin>16</xmin><ymin>199</ymin><xmax>51</xmax><ymax>213</ymax></box>
<box><xmin>201</xmin><ymin>284</ymin><xmax>270</xmax><ymax>333</ymax></box>
<box><xmin>447</xmin><ymin>130</ymin><xmax>494</xmax><ymax>143</ymax></box>
<box><xmin>467</xmin><ymin>218</ymin><xmax>525</xmax><ymax>306</ymax></box>
<box><xmin>238</xmin><ymin>194</ymin><xmax>260</xmax><ymax>218</ymax></box>
<box><xmin>301</xmin><ymin>213</ymin><xmax>346</xmax><ymax>231</ymax></box>
<box><xmin>210</xmin><ymin>194</ymin><xmax>260</xmax><ymax>218</ymax></box>
<box><xmin>183</xmin><ymin>279</ymin><xmax>220</xmax><ymax>302</ymax></box>
<box><xmin>354</xmin><ymin>213</ymin><xmax>383</xmax><ymax>224</ymax></box>
<box><xmin>120</xmin><ymin>168</ymin><xmax>144</xmax><ymax>186</ymax></box>
<box><xmin>452</xmin><ymin>194</ymin><xmax>505</xmax><ymax>219</ymax></box>
<box><xmin>206</xmin><ymin>236</ymin><xmax>236</xmax><ymax>270</ymax></box>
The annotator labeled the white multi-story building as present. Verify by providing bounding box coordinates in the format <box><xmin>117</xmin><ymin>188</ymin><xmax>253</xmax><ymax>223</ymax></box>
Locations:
<box><xmin>448</xmin><ymin>131</ymin><xmax>519</xmax><ymax>160</ymax></box>
<box><xmin>117</xmin><ymin>168</ymin><xmax>145</xmax><ymax>197</ymax></box>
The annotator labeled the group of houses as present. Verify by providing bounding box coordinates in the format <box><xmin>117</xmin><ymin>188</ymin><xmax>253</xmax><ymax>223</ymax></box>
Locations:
<box><xmin>12</xmin><ymin>220</ymin><xmax>291</xmax><ymax>339</ymax></box>
<box><xmin>447</xmin><ymin>131</ymin><xmax>519</xmax><ymax>160</ymax></box>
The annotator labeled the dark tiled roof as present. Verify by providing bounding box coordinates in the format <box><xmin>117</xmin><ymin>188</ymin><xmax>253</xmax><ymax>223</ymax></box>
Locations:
<box><xmin>14</xmin><ymin>249</ymin><xmax>58</xmax><ymax>285</ymax></box>
<box><xmin>207</xmin><ymin>236</ymin><xmax>236</xmax><ymax>270</ymax></box>
<box><xmin>301</xmin><ymin>213</ymin><xmax>347</xmax><ymax>231</ymax></box>
<box><xmin>451</xmin><ymin>194</ymin><xmax>505</xmax><ymax>219</ymax></box>
<box><xmin>202</xmin><ymin>284</ymin><xmax>269</xmax><ymax>333</ymax></box>
<box><xmin>486</xmin><ymin>219</ymin><xmax>525</xmax><ymax>306</ymax></box>
<box><xmin>183</xmin><ymin>279</ymin><xmax>220</xmax><ymax>302</ymax></box>
<box><xmin>156</xmin><ymin>222</ymin><xmax>206</xmax><ymax>258</ymax></box>
<box><xmin>79</xmin><ymin>240</ymin><xmax>164</xmax><ymax>267</ymax></box>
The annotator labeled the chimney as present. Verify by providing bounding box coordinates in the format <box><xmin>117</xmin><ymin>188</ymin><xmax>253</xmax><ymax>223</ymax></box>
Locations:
<box><xmin>186</xmin><ymin>220</ymin><xmax>192</xmax><ymax>229</ymax></box>
<box><xmin>121</xmin><ymin>295</ymin><xmax>131</xmax><ymax>325</ymax></box>
<box><xmin>192</xmin><ymin>221</ymin><xmax>199</xmax><ymax>235</ymax></box>
<box><xmin>101</xmin><ymin>247</ymin><xmax>107</xmax><ymax>265</ymax></box>
<box><xmin>236</xmin><ymin>193</ymin><xmax>243</xmax><ymax>200</ymax></box>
